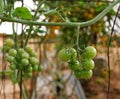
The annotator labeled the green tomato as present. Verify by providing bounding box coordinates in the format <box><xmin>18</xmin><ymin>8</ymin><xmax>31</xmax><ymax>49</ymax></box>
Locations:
<box><xmin>30</xmin><ymin>51</ymin><xmax>36</xmax><ymax>57</ymax></box>
<box><xmin>82</xmin><ymin>59</ymin><xmax>95</xmax><ymax>70</ymax></box>
<box><xmin>32</xmin><ymin>65</ymin><xmax>38</xmax><ymax>71</ymax></box>
<box><xmin>68</xmin><ymin>60</ymin><xmax>80</xmax><ymax>71</ymax></box>
<box><xmin>84</xmin><ymin>46</ymin><xmax>97</xmax><ymax>59</ymax></box>
<box><xmin>27</xmin><ymin>72</ymin><xmax>32</xmax><ymax>78</ymax></box>
<box><xmin>58</xmin><ymin>48</ymin><xmax>71</xmax><ymax>62</ymax></box>
<box><xmin>7</xmin><ymin>55</ymin><xmax>15</xmax><ymax>63</ymax></box>
<box><xmin>29</xmin><ymin>57</ymin><xmax>39</xmax><ymax>65</ymax></box>
<box><xmin>25</xmin><ymin>46</ymin><xmax>33</xmax><ymax>54</ymax></box>
<box><xmin>74</xmin><ymin>69</ymin><xmax>93</xmax><ymax>79</ymax></box>
<box><xmin>10</xmin><ymin>63</ymin><xmax>16</xmax><ymax>70</ymax></box>
<box><xmin>69</xmin><ymin>48</ymin><xmax>77</xmax><ymax>59</ymax></box>
<box><xmin>21</xmin><ymin>59</ymin><xmax>29</xmax><ymax>66</ymax></box>
<box><xmin>18</xmin><ymin>48</ymin><xmax>25</xmax><ymax>54</ymax></box>
<box><xmin>8</xmin><ymin>49</ymin><xmax>17</xmax><ymax>57</ymax></box>
<box><xmin>25</xmin><ymin>66</ymin><xmax>33</xmax><ymax>72</ymax></box>
<box><xmin>5</xmin><ymin>39</ymin><xmax>14</xmax><ymax>48</ymax></box>
<box><xmin>21</xmin><ymin>52</ymin><xmax>29</xmax><ymax>59</ymax></box>
<box><xmin>38</xmin><ymin>65</ymin><xmax>43</xmax><ymax>71</ymax></box>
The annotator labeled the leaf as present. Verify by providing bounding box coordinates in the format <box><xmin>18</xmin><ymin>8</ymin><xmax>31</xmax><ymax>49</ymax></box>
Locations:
<box><xmin>108</xmin><ymin>9</ymin><xmax>115</xmax><ymax>15</ymax></box>
<box><xmin>13</xmin><ymin>7</ymin><xmax>32</xmax><ymax>20</ymax></box>
<box><xmin>96</xmin><ymin>3</ymin><xmax>108</xmax><ymax>12</ymax></box>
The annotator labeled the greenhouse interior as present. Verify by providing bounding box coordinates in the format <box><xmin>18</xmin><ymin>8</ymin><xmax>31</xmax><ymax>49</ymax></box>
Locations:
<box><xmin>0</xmin><ymin>0</ymin><xmax>120</xmax><ymax>99</ymax></box>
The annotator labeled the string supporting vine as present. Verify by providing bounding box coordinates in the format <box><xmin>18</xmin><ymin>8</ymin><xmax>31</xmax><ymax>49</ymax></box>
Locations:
<box><xmin>107</xmin><ymin>4</ymin><xmax>120</xmax><ymax>99</ymax></box>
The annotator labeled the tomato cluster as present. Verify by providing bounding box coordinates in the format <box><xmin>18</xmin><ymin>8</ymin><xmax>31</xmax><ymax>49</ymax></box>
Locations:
<box><xmin>4</xmin><ymin>39</ymin><xmax>43</xmax><ymax>83</ymax></box>
<box><xmin>58</xmin><ymin>46</ymin><xmax>97</xmax><ymax>79</ymax></box>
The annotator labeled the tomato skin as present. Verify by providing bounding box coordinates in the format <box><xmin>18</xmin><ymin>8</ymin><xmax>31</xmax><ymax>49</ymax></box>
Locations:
<box><xmin>30</xmin><ymin>57</ymin><xmax>39</xmax><ymax>65</ymax></box>
<box><xmin>25</xmin><ymin>66</ymin><xmax>33</xmax><ymax>72</ymax></box>
<box><xmin>68</xmin><ymin>60</ymin><xmax>80</xmax><ymax>71</ymax></box>
<box><xmin>5</xmin><ymin>39</ymin><xmax>14</xmax><ymax>48</ymax></box>
<box><xmin>8</xmin><ymin>49</ymin><xmax>17</xmax><ymax>57</ymax></box>
<box><xmin>25</xmin><ymin>46</ymin><xmax>33</xmax><ymax>54</ymax></box>
<box><xmin>38</xmin><ymin>65</ymin><xmax>43</xmax><ymax>71</ymax></box>
<box><xmin>21</xmin><ymin>59</ymin><xmax>29</xmax><ymax>66</ymax></box>
<box><xmin>32</xmin><ymin>65</ymin><xmax>38</xmax><ymax>71</ymax></box>
<box><xmin>10</xmin><ymin>64</ymin><xmax>16</xmax><ymax>70</ymax></box>
<box><xmin>58</xmin><ymin>48</ymin><xmax>71</xmax><ymax>62</ymax></box>
<box><xmin>82</xmin><ymin>59</ymin><xmax>95</xmax><ymax>70</ymax></box>
<box><xmin>21</xmin><ymin>52</ymin><xmax>29</xmax><ymax>59</ymax></box>
<box><xmin>18</xmin><ymin>48</ymin><xmax>25</xmax><ymax>54</ymax></box>
<box><xmin>7</xmin><ymin>55</ymin><xmax>15</xmax><ymax>63</ymax></box>
<box><xmin>69</xmin><ymin>48</ymin><xmax>77</xmax><ymax>59</ymax></box>
<box><xmin>27</xmin><ymin>72</ymin><xmax>32</xmax><ymax>78</ymax></box>
<box><xmin>74</xmin><ymin>69</ymin><xmax>93</xmax><ymax>79</ymax></box>
<box><xmin>84</xmin><ymin>46</ymin><xmax>97</xmax><ymax>59</ymax></box>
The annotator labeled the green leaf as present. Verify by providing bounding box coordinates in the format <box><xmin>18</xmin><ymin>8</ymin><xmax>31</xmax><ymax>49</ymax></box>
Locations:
<box><xmin>108</xmin><ymin>9</ymin><xmax>115</xmax><ymax>15</ymax></box>
<box><xmin>96</xmin><ymin>3</ymin><xmax>108</xmax><ymax>12</ymax></box>
<box><xmin>13</xmin><ymin>7</ymin><xmax>32</xmax><ymax>20</ymax></box>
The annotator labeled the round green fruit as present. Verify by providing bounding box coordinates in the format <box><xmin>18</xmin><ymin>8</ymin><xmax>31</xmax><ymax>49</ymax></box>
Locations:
<box><xmin>25</xmin><ymin>46</ymin><xmax>33</xmax><ymax>54</ymax></box>
<box><xmin>38</xmin><ymin>65</ymin><xmax>43</xmax><ymax>71</ymax></box>
<box><xmin>10</xmin><ymin>64</ymin><xmax>16</xmax><ymax>70</ymax></box>
<box><xmin>25</xmin><ymin>66</ymin><xmax>33</xmax><ymax>72</ymax></box>
<box><xmin>7</xmin><ymin>55</ymin><xmax>15</xmax><ymax>63</ymax></box>
<box><xmin>21</xmin><ymin>52</ymin><xmax>29</xmax><ymax>59</ymax></box>
<box><xmin>5</xmin><ymin>39</ymin><xmax>14</xmax><ymax>48</ymax></box>
<box><xmin>29</xmin><ymin>57</ymin><xmax>39</xmax><ymax>65</ymax></box>
<box><xmin>18</xmin><ymin>48</ymin><xmax>25</xmax><ymax>54</ymax></box>
<box><xmin>69</xmin><ymin>48</ymin><xmax>77</xmax><ymax>59</ymax></box>
<box><xmin>74</xmin><ymin>69</ymin><xmax>93</xmax><ymax>79</ymax></box>
<box><xmin>82</xmin><ymin>59</ymin><xmax>95</xmax><ymax>70</ymax></box>
<box><xmin>68</xmin><ymin>60</ymin><xmax>80</xmax><ymax>71</ymax></box>
<box><xmin>84</xmin><ymin>46</ymin><xmax>97</xmax><ymax>59</ymax></box>
<box><xmin>32</xmin><ymin>65</ymin><xmax>38</xmax><ymax>71</ymax></box>
<box><xmin>8</xmin><ymin>49</ymin><xmax>17</xmax><ymax>57</ymax></box>
<box><xmin>21</xmin><ymin>59</ymin><xmax>29</xmax><ymax>66</ymax></box>
<box><xmin>58</xmin><ymin>48</ymin><xmax>71</xmax><ymax>61</ymax></box>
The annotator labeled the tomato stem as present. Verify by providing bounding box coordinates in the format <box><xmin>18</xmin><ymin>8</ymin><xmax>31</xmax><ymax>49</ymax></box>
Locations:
<box><xmin>0</xmin><ymin>0</ymin><xmax>119</xmax><ymax>27</ymax></box>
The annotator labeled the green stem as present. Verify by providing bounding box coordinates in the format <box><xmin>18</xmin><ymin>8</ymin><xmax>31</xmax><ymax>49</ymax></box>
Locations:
<box><xmin>24</xmin><ymin>0</ymin><xmax>46</xmax><ymax>47</ymax></box>
<box><xmin>0</xmin><ymin>0</ymin><xmax>119</xmax><ymax>27</ymax></box>
<box><xmin>0</xmin><ymin>0</ymin><xmax>3</xmax><ymax>15</ymax></box>
<box><xmin>0</xmin><ymin>70</ymin><xmax>12</xmax><ymax>74</ymax></box>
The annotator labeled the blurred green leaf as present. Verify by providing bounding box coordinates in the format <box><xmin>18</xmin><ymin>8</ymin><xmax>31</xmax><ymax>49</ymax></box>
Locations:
<box><xmin>13</xmin><ymin>7</ymin><xmax>32</xmax><ymax>20</ymax></box>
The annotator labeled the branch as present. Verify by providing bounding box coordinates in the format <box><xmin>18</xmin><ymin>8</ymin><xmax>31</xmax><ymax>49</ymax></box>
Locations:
<box><xmin>0</xmin><ymin>0</ymin><xmax>119</xmax><ymax>27</ymax></box>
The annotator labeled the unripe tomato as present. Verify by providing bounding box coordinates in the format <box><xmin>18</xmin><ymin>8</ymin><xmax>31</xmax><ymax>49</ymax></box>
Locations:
<box><xmin>30</xmin><ymin>51</ymin><xmax>36</xmax><ymax>57</ymax></box>
<box><xmin>82</xmin><ymin>59</ymin><xmax>95</xmax><ymax>70</ymax></box>
<box><xmin>58</xmin><ymin>48</ymin><xmax>71</xmax><ymax>62</ymax></box>
<box><xmin>18</xmin><ymin>48</ymin><xmax>25</xmax><ymax>54</ymax></box>
<box><xmin>25</xmin><ymin>46</ymin><xmax>33</xmax><ymax>54</ymax></box>
<box><xmin>21</xmin><ymin>52</ymin><xmax>29</xmax><ymax>59</ymax></box>
<box><xmin>32</xmin><ymin>65</ymin><xmax>38</xmax><ymax>71</ymax></box>
<box><xmin>69</xmin><ymin>48</ymin><xmax>77</xmax><ymax>59</ymax></box>
<box><xmin>7</xmin><ymin>55</ymin><xmax>15</xmax><ymax>63</ymax></box>
<box><xmin>68</xmin><ymin>60</ymin><xmax>80</xmax><ymax>71</ymax></box>
<box><xmin>38</xmin><ymin>65</ymin><xmax>43</xmax><ymax>71</ymax></box>
<box><xmin>27</xmin><ymin>72</ymin><xmax>32</xmax><ymax>78</ymax></box>
<box><xmin>84</xmin><ymin>46</ymin><xmax>97</xmax><ymax>59</ymax></box>
<box><xmin>5</xmin><ymin>39</ymin><xmax>14</xmax><ymax>48</ymax></box>
<box><xmin>10</xmin><ymin>63</ymin><xmax>16</xmax><ymax>70</ymax></box>
<box><xmin>21</xmin><ymin>59</ymin><xmax>29</xmax><ymax>66</ymax></box>
<box><xmin>74</xmin><ymin>69</ymin><xmax>93</xmax><ymax>79</ymax></box>
<box><xmin>25</xmin><ymin>66</ymin><xmax>33</xmax><ymax>72</ymax></box>
<box><xmin>8</xmin><ymin>49</ymin><xmax>17</xmax><ymax>57</ymax></box>
<box><xmin>29</xmin><ymin>57</ymin><xmax>39</xmax><ymax>65</ymax></box>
